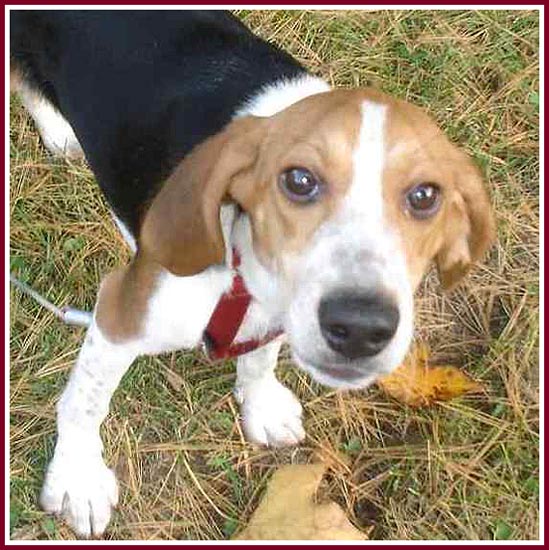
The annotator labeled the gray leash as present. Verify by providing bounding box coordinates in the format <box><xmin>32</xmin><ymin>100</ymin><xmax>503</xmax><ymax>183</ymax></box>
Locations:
<box><xmin>10</xmin><ymin>273</ymin><xmax>93</xmax><ymax>327</ymax></box>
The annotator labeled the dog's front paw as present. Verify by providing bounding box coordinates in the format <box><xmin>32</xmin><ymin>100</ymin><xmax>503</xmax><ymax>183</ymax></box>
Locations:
<box><xmin>234</xmin><ymin>377</ymin><xmax>305</xmax><ymax>447</ymax></box>
<box><xmin>40</xmin><ymin>452</ymin><xmax>118</xmax><ymax>538</ymax></box>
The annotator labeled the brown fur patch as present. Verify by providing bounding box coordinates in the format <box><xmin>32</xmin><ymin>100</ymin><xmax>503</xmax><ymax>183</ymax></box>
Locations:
<box><xmin>95</xmin><ymin>253</ymin><xmax>162</xmax><ymax>342</ymax></box>
<box><xmin>234</xmin><ymin>90</ymin><xmax>365</xmax><ymax>272</ymax></box>
<box><xmin>140</xmin><ymin>116</ymin><xmax>270</xmax><ymax>276</ymax></box>
<box><xmin>379</xmin><ymin>93</ymin><xmax>495</xmax><ymax>289</ymax></box>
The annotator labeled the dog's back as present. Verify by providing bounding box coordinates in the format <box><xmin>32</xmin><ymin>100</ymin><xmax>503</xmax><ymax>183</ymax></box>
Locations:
<box><xmin>10</xmin><ymin>10</ymin><xmax>305</xmax><ymax>234</ymax></box>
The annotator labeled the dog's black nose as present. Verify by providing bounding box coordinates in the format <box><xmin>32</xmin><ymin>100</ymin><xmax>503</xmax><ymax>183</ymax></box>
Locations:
<box><xmin>318</xmin><ymin>292</ymin><xmax>399</xmax><ymax>359</ymax></box>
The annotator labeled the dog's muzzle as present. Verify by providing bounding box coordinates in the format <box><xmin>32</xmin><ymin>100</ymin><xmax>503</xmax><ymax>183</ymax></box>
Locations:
<box><xmin>318</xmin><ymin>291</ymin><xmax>400</xmax><ymax>360</ymax></box>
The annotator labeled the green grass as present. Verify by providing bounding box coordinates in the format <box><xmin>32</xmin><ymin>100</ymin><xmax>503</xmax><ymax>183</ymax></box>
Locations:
<box><xmin>9</xmin><ymin>9</ymin><xmax>539</xmax><ymax>540</ymax></box>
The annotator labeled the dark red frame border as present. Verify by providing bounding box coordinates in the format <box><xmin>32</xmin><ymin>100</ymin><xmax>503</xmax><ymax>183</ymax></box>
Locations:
<box><xmin>2</xmin><ymin>2</ymin><xmax>544</xmax><ymax>548</ymax></box>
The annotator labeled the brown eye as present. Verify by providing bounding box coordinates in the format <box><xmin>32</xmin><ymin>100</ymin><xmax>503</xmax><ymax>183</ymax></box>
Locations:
<box><xmin>405</xmin><ymin>183</ymin><xmax>441</xmax><ymax>219</ymax></box>
<box><xmin>278</xmin><ymin>168</ymin><xmax>321</xmax><ymax>203</ymax></box>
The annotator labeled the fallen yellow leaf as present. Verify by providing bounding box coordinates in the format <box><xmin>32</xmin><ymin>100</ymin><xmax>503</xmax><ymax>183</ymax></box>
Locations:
<box><xmin>377</xmin><ymin>343</ymin><xmax>482</xmax><ymax>407</ymax></box>
<box><xmin>234</xmin><ymin>463</ymin><xmax>367</xmax><ymax>540</ymax></box>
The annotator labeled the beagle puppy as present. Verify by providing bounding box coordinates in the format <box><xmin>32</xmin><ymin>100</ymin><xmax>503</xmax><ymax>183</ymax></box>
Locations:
<box><xmin>10</xmin><ymin>10</ymin><xmax>494</xmax><ymax>538</ymax></box>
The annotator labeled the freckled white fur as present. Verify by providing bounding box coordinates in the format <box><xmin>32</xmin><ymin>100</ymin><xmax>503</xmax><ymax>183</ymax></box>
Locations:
<box><xmin>18</xmin><ymin>82</ymin><xmax>84</xmax><ymax>159</ymax></box>
<box><xmin>41</xmin><ymin>207</ymin><xmax>303</xmax><ymax>537</ymax></box>
<box><xmin>40</xmin><ymin>322</ymin><xmax>137</xmax><ymax>537</ymax></box>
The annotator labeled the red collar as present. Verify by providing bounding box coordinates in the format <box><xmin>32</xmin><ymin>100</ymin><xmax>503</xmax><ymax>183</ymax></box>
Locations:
<box><xmin>202</xmin><ymin>249</ymin><xmax>283</xmax><ymax>360</ymax></box>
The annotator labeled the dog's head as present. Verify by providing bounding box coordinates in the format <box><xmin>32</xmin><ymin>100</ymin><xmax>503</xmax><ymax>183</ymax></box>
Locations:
<box><xmin>141</xmin><ymin>88</ymin><xmax>495</xmax><ymax>389</ymax></box>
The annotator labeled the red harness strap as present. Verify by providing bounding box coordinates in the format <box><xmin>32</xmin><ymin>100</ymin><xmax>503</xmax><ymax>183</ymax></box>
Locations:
<box><xmin>203</xmin><ymin>249</ymin><xmax>283</xmax><ymax>360</ymax></box>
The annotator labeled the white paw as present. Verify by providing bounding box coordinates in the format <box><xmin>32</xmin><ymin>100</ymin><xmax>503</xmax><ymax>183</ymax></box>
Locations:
<box><xmin>40</xmin><ymin>453</ymin><xmax>118</xmax><ymax>538</ymax></box>
<box><xmin>234</xmin><ymin>377</ymin><xmax>305</xmax><ymax>447</ymax></box>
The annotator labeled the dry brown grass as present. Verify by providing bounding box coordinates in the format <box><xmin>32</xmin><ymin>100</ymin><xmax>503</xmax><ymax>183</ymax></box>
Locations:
<box><xmin>9</xmin><ymin>9</ymin><xmax>539</xmax><ymax>540</ymax></box>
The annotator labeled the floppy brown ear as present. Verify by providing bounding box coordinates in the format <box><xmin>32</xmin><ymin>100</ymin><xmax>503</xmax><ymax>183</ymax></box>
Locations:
<box><xmin>436</xmin><ymin>158</ymin><xmax>496</xmax><ymax>291</ymax></box>
<box><xmin>139</xmin><ymin>116</ymin><xmax>267</xmax><ymax>276</ymax></box>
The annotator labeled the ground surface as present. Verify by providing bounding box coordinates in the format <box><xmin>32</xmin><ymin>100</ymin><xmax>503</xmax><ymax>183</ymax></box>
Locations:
<box><xmin>9</xmin><ymin>9</ymin><xmax>539</xmax><ymax>541</ymax></box>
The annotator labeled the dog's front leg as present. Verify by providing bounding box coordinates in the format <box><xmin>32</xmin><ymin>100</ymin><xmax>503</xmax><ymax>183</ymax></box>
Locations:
<box><xmin>40</xmin><ymin>321</ymin><xmax>137</xmax><ymax>538</ymax></box>
<box><xmin>234</xmin><ymin>338</ymin><xmax>305</xmax><ymax>447</ymax></box>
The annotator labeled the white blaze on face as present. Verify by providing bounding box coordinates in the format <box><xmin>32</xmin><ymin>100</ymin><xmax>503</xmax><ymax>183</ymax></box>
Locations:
<box><xmin>285</xmin><ymin>98</ymin><xmax>415</xmax><ymax>389</ymax></box>
<box><xmin>344</xmin><ymin>101</ymin><xmax>387</xmax><ymax>225</ymax></box>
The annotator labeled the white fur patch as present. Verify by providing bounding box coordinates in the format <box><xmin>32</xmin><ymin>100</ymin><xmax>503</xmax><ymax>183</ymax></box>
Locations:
<box><xmin>40</xmin><ymin>449</ymin><xmax>118</xmax><ymax>538</ymax></box>
<box><xmin>236</xmin><ymin>74</ymin><xmax>330</xmax><ymax>118</ymax></box>
<box><xmin>234</xmin><ymin>339</ymin><xmax>304</xmax><ymax>447</ymax></box>
<box><xmin>139</xmin><ymin>206</ymin><xmax>238</xmax><ymax>355</ymax></box>
<box><xmin>18</xmin><ymin>82</ymin><xmax>83</xmax><ymax>159</ymax></box>
<box><xmin>111</xmin><ymin>212</ymin><xmax>137</xmax><ymax>253</ymax></box>
<box><xmin>345</xmin><ymin>101</ymin><xmax>387</xmax><ymax>224</ymax></box>
<box><xmin>140</xmin><ymin>265</ymin><xmax>233</xmax><ymax>355</ymax></box>
<box><xmin>232</xmin><ymin>215</ymin><xmax>288</xmax><ymax>329</ymax></box>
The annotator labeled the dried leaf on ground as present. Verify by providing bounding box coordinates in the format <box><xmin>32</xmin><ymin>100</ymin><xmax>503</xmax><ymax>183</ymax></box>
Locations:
<box><xmin>377</xmin><ymin>343</ymin><xmax>483</xmax><ymax>407</ymax></box>
<box><xmin>234</xmin><ymin>463</ymin><xmax>367</xmax><ymax>540</ymax></box>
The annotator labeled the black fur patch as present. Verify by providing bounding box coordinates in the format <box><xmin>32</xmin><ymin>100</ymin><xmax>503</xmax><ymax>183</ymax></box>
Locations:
<box><xmin>10</xmin><ymin>10</ymin><xmax>306</xmax><ymax>235</ymax></box>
